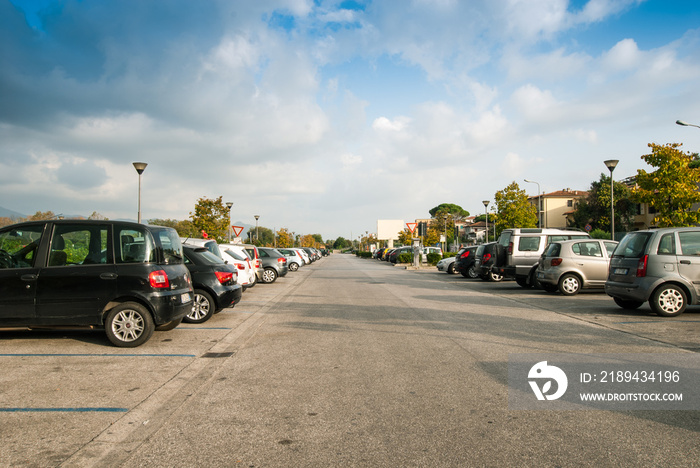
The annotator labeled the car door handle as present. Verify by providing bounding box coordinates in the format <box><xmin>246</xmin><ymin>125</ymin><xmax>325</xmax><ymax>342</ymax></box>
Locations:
<box><xmin>21</xmin><ymin>274</ymin><xmax>37</xmax><ymax>282</ymax></box>
<box><xmin>100</xmin><ymin>272</ymin><xmax>118</xmax><ymax>280</ymax></box>
<box><xmin>680</xmin><ymin>260</ymin><xmax>691</xmax><ymax>265</ymax></box>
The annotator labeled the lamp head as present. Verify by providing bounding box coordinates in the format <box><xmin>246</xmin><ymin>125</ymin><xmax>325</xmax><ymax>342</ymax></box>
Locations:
<box><xmin>226</xmin><ymin>202</ymin><xmax>233</xmax><ymax>210</ymax></box>
<box><xmin>132</xmin><ymin>162</ymin><xmax>148</xmax><ymax>174</ymax></box>
<box><xmin>482</xmin><ymin>200</ymin><xmax>489</xmax><ymax>208</ymax></box>
<box><xmin>604</xmin><ymin>159</ymin><xmax>619</xmax><ymax>172</ymax></box>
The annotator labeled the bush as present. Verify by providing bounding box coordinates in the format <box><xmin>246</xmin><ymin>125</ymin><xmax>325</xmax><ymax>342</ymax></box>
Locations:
<box><xmin>443</xmin><ymin>252</ymin><xmax>457</xmax><ymax>259</ymax></box>
<box><xmin>397</xmin><ymin>252</ymin><xmax>413</xmax><ymax>263</ymax></box>
<box><xmin>426</xmin><ymin>252</ymin><xmax>442</xmax><ymax>265</ymax></box>
<box><xmin>589</xmin><ymin>229</ymin><xmax>610</xmax><ymax>239</ymax></box>
<box><xmin>356</xmin><ymin>251</ymin><xmax>373</xmax><ymax>258</ymax></box>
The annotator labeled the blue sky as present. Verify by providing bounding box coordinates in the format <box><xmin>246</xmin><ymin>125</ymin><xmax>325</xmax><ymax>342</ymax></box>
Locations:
<box><xmin>2</xmin><ymin>0</ymin><xmax>700</xmax><ymax>240</ymax></box>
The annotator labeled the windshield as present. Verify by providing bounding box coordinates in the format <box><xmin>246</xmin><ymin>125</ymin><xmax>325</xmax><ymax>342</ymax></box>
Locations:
<box><xmin>613</xmin><ymin>232</ymin><xmax>653</xmax><ymax>258</ymax></box>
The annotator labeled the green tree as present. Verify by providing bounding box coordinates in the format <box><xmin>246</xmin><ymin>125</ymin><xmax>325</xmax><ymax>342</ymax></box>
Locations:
<box><xmin>189</xmin><ymin>196</ymin><xmax>230</xmax><ymax>242</ymax></box>
<box><xmin>429</xmin><ymin>203</ymin><xmax>470</xmax><ymax>219</ymax></box>
<box><xmin>28</xmin><ymin>211</ymin><xmax>57</xmax><ymax>221</ymax></box>
<box><xmin>494</xmin><ymin>182</ymin><xmax>537</xmax><ymax>236</ymax></box>
<box><xmin>88</xmin><ymin>211</ymin><xmax>107</xmax><ymax>220</ymax></box>
<box><xmin>633</xmin><ymin>143</ymin><xmax>700</xmax><ymax>227</ymax></box>
<box><xmin>571</xmin><ymin>174</ymin><xmax>635</xmax><ymax>234</ymax></box>
<box><xmin>333</xmin><ymin>237</ymin><xmax>350</xmax><ymax>249</ymax></box>
<box><xmin>428</xmin><ymin>204</ymin><xmax>469</xmax><ymax>249</ymax></box>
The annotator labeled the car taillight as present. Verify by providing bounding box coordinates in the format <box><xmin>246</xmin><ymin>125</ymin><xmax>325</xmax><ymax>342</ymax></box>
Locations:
<box><xmin>256</xmin><ymin>259</ymin><xmax>262</xmax><ymax>268</ymax></box>
<box><xmin>278</xmin><ymin>257</ymin><xmax>286</xmax><ymax>265</ymax></box>
<box><xmin>149</xmin><ymin>270</ymin><xmax>170</xmax><ymax>288</ymax></box>
<box><xmin>461</xmin><ymin>251</ymin><xmax>471</xmax><ymax>258</ymax></box>
<box><xmin>236</xmin><ymin>263</ymin><xmax>246</xmax><ymax>270</ymax></box>
<box><xmin>551</xmin><ymin>258</ymin><xmax>563</xmax><ymax>267</ymax></box>
<box><xmin>507</xmin><ymin>242</ymin><xmax>513</xmax><ymax>255</ymax></box>
<box><xmin>636</xmin><ymin>255</ymin><xmax>648</xmax><ymax>277</ymax></box>
<box><xmin>215</xmin><ymin>271</ymin><xmax>234</xmax><ymax>284</ymax></box>
<box><xmin>483</xmin><ymin>253</ymin><xmax>491</xmax><ymax>263</ymax></box>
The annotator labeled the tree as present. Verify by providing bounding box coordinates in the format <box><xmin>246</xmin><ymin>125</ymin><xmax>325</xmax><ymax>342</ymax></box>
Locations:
<box><xmin>28</xmin><ymin>211</ymin><xmax>57</xmax><ymax>221</ymax></box>
<box><xmin>333</xmin><ymin>237</ymin><xmax>351</xmax><ymax>249</ymax></box>
<box><xmin>571</xmin><ymin>174</ymin><xmax>635</xmax><ymax>234</ymax></box>
<box><xmin>633</xmin><ymin>143</ymin><xmax>700</xmax><ymax>227</ymax></box>
<box><xmin>429</xmin><ymin>203</ymin><xmax>470</xmax><ymax>220</ymax></box>
<box><xmin>276</xmin><ymin>228</ymin><xmax>294</xmax><ymax>248</ymax></box>
<box><xmin>189</xmin><ymin>196</ymin><xmax>230</xmax><ymax>242</ymax></box>
<box><xmin>88</xmin><ymin>211</ymin><xmax>107</xmax><ymax>220</ymax></box>
<box><xmin>494</xmin><ymin>182</ymin><xmax>537</xmax><ymax>235</ymax></box>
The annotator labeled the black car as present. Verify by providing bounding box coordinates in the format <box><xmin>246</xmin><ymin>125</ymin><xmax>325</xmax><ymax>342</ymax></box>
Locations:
<box><xmin>0</xmin><ymin>220</ymin><xmax>193</xmax><ymax>347</ymax></box>
<box><xmin>257</xmin><ymin>247</ymin><xmax>289</xmax><ymax>283</ymax></box>
<box><xmin>474</xmin><ymin>242</ymin><xmax>504</xmax><ymax>282</ymax></box>
<box><xmin>453</xmin><ymin>246</ymin><xmax>478</xmax><ymax>278</ymax></box>
<box><xmin>182</xmin><ymin>245</ymin><xmax>242</xmax><ymax>323</ymax></box>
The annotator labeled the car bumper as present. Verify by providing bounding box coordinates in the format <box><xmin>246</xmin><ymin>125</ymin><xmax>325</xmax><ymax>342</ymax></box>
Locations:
<box><xmin>604</xmin><ymin>280</ymin><xmax>646</xmax><ymax>301</ymax></box>
<box><xmin>149</xmin><ymin>289</ymin><xmax>194</xmax><ymax>325</ymax></box>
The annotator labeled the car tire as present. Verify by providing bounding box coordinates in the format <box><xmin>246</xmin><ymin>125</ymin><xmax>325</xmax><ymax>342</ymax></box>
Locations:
<box><xmin>558</xmin><ymin>274</ymin><xmax>581</xmax><ymax>296</ymax></box>
<box><xmin>613</xmin><ymin>297</ymin><xmax>643</xmax><ymax>309</ymax></box>
<box><xmin>289</xmin><ymin>262</ymin><xmax>299</xmax><ymax>272</ymax></box>
<box><xmin>184</xmin><ymin>289</ymin><xmax>215</xmax><ymax>323</ymax></box>
<box><xmin>541</xmin><ymin>283</ymin><xmax>558</xmax><ymax>293</ymax></box>
<box><xmin>516</xmin><ymin>277</ymin><xmax>530</xmax><ymax>288</ymax></box>
<box><xmin>467</xmin><ymin>264</ymin><xmax>479</xmax><ymax>279</ymax></box>
<box><xmin>447</xmin><ymin>263</ymin><xmax>455</xmax><ymax>274</ymax></box>
<box><xmin>650</xmin><ymin>284</ymin><xmax>686</xmax><ymax>317</ymax></box>
<box><xmin>104</xmin><ymin>302</ymin><xmax>154</xmax><ymax>347</ymax></box>
<box><xmin>155</xmin><ymin>318</ymin><xmax>182</xmax><ymax>331</ymax></box>
<box><xmin>262</xmin><ymin>268</ymin><xmax>278</xmax><ymax>283</ymax></box>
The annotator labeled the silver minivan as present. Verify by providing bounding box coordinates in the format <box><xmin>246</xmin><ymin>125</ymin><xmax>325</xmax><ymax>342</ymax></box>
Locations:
<box><xmin>605</xmin><ymin>227</ymin><xmax>700</xmax><ymax>316</ymax></box>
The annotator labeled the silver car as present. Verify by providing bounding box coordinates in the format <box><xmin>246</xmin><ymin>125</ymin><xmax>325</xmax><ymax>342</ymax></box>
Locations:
<box><xmin>277</xmin><ymin>248</ymin><xmax>304</xmax><ymax>271</ymax></box>
<box><xmin>436</xmin><ymin>256</ymin><xmax>456</xmax><ymax>274</ymax></box>
<box><xmin>537</xmin><ymin>239</ymin><xmax>618</xmax><ymax>295</ymax></box>
<box><xmin>605</xmin><ymin>227</ymin><xmax>700</xmax><ymax>316</ymax></box>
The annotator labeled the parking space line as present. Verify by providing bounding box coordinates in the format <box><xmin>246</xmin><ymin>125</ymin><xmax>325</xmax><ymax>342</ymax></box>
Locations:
<box><xmin>0</xmin><ymin>353</ymin><xmax>196</xmax><ymax>357</ymax></box>
<box><xmin>0</xmin><ymin>407</ymin><xmax>128</xmax><ymax>412</ymax></box>
<box><xmin>615</xmin><ymin>320</ymin><xmax>700</xmax><ymax>324</ymax></box>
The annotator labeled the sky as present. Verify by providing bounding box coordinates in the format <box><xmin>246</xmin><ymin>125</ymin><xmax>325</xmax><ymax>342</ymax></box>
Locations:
<box><xmin>2</xmin><ymin>0</ymin><xmax>700</xmax><ymax>240</ymax></box>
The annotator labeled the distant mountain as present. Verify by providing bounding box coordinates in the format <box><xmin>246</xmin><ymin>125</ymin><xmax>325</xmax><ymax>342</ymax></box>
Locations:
<box><xmin>0</xmin><ymin>206</ymin><xmax>26</xmax><ymax>219</ymax></box>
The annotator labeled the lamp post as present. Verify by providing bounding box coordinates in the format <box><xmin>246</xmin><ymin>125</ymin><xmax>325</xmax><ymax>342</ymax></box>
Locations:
<box><xmin>524</xmin><ymin>179</ymin><xmax>542</xmax><ymax>227</ymax></box>
<box><xmin>604</xmin><ymin>160</ymin><xmax>619</xmax><ymax>240</ymax></box>
<box><xmin>676</xmin><ymin>120</ymin><xmax>700</xmax><ymax>129</ymax></box>
<box><xmin>443</xmin><ymin>215</ymin><xmax>448</xmax><ymax>252</ymax></box>
<box><xmin>254</xmin><ymin>215</ymin><xmax>260</xmax><ymax>244</ymax></box>
<box><xmin>132</xmin><ymin>162</ymin><xmax>147</xmax><ymax>223</ymax></box>
<box><xmin>225</xmin><ymin>202</ymin><xmax>233</xmax><ymax>242</ymax></box>
<box><xmin>482</xmin><ymin>200</ymin><xmax>489</xmax><ymax>243</ymax></box>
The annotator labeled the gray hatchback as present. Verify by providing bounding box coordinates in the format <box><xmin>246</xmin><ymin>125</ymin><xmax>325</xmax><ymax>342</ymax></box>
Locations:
<box><xmin>605</xmin><ymin>227</ymin><xmax>700</xmax><ymax>316</ymax></box>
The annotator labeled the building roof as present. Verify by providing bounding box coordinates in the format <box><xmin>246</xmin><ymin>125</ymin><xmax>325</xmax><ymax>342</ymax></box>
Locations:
<box><xmin>532</xmin><ymin>189</ymin><xmax>588</xmax><ymax>198</ymax></box>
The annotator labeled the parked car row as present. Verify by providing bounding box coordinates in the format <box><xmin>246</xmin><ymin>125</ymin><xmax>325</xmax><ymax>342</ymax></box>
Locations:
<box><xmin>434</xmin><ymin>227</ymin><xmax>700</xmax><ymax>317</ymax></box>
<box><xmin>0</xmin><ymin>219</ymin><xmax>326</xmax><ymax>347</ymax></box>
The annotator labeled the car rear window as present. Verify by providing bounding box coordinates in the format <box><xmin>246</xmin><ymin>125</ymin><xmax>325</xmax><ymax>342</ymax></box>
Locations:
<box><xmin>224</xmin><ymin>248</ymin><xmax>247</xmax><ymax>261</ymax></box>
<box><xmin>613</xmin><ymin>232</ymin><xmax>653</xmax><ymax>258</ymax></box>
<box><xmin>519</xmin><ymin>237</ymin><xmax>540</xmax><ymax>252</ymax></box>
<box><xmin>543</xmin><ymin>243</ymin><xmax>560</xmax><ymax>257</ymax></box>
<box><xmin>117</xmin><ymin>227</ymin><xmax>156</xmax><ymax>264</ymax></box>
<box><xmin>679</xmin><ymin>231</ymin><xmax>700</xmax><ymax>256</ymax></box>
<box><xmin>154</xmin><ymin>228</ymin><xmax>184</xmax><ymax>264</ymax></box>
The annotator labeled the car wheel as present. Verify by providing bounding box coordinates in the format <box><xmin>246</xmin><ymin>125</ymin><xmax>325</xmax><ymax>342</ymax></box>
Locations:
<box><xmin>613</xmin><ymin>297</ymin><xmax>643</xmax><ymax>309</ymax></box>
<box><xmin>488</xmin><ymin>271</ymin><xmax>504</xmax><ymax>282</ymax></box>
<box><xmin>262</xmin><ymin>268</ymin><xmax>278</xmax><ymax>283</ymax></box>
<box><xmin>650</xmin><ymin>284</ymin><xmax>686</xmax><ymax>317</ymax></box>
<box><xmin>541</xmin><ymin>283</ymin><xmax>558</xmax><ymax>293</ymax></box>
<box><xmin>467</xmin><ymin>264</ymin><xmax>480</xmax><ymax>279</ymax></box>
<box><xmin>155</xmin><ymin>318</ymin><xmax>182</xmax><ymax>331</ymax></box>
<box><xmin>104</xmin><ymin>302</ymin><xmax>154</xmax><ymax>347</ymax></box>
<box><xmin>184</xmin><ymin>290</ymin><xmax>215</xmax><ymax>323</ymax></box>
<box><xmin>289</xmin><ymin>262</ymin><xmax>299</xmax><ymax>272</ymax></box>
<box><xmin>447</xmin><ymin>263</ymin><xmax>455</xmax><ymax>274</ymax></box>
<box><xmin>558</xmin><ymin>274</ymin><xmax>581</xmax><ymax>296</ymax></box>
<box><xmin>516</xmin><ymin>277</ymin><xmax>530</xmax><ymax>288</ymax></box>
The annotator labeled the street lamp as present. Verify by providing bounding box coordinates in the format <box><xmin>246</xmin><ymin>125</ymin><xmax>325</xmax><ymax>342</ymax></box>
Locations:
<box><xmin>443</xmin><ymin>215</ymin><xmax>448</xmax><ymax>252</ymax></box>
<box><xmin>225</xmin><ymin>202</ymin><xmax>233</xmax><ymax>242</ymax></box>
<box><xmin>482</xmin><ymin>200</ymin><xmax>489</xmax><ymax>243</ymax></box>
<box><xmin>524</xmin><ymin>179</ymin><xmax>542</xmax><ymax>227</ymax></box>
<box><xmin>604</xmin><ymin>159</ymin><xmax>619</xmax><ymax>240</ymax></box>
<box><xmin>676</xmin><ymin>120</ymin><xmax>700</xmax><ymax>129</ymax></box>
<box><xmin>132</xmin><ymin>162</ymin><xmax>147</xmax><ymax>223</ymax></box>
<box><xmin>254</xmin><ymin>215</ymin><xmax>260</xmax><ymax>243</ymax></box>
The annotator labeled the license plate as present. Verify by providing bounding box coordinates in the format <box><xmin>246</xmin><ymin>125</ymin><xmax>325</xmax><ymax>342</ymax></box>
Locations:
<box><xmin>181</xmin><ymin>293</ymin><xmax>192</xmax><ymax>304</ymax></box>
<box><xmin>613</xmin><ymin>268</ymin><xmax>628</xmax><ymax>275</ymax></box>
<box><xmin>537</xmin><ymin>272</ymin><xmax>544</xmax><ymax>279</ymax></box>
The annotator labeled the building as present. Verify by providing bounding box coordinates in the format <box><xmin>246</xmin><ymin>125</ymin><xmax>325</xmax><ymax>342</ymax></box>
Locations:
<box><xmin>528</xmin><ymin>189</ymin><xmax>588</xmax><ymax>228</ymax></box>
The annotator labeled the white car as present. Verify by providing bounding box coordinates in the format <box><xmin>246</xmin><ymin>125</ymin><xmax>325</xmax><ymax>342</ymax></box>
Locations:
<box><xmin>436</xmin><ymin>256</ymin><xmax>457</xmax><ymax>274</ymax></box>
<box><xmin>220</xmin><ymin>244</ymin><xmax>257</xmax><ymax>288</ymax></box>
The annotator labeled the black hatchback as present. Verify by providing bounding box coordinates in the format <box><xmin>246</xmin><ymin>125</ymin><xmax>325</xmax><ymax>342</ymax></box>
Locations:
<box><xmin>0</xmin><ymin>220</ymin><xmax>193</xmax><ymax>347</ymax></box>
<box><xmin>453</xmin><ymin>246</ymin><xmax>478</xmax><ymax>278</ymax></box>
<box><xmin>182</xmin><ymin>245</ymin><xmax>242</xmax><ymax>323</ymax></box>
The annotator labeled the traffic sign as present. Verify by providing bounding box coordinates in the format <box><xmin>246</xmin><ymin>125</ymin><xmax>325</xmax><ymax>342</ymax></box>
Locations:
<box><xmin>232</xmin><ymin>225</ymin><xmax>245</xmax><ymax>237</ymax></box>
<box><xmin>406</xmin><ymin>222</ymin><xmax>417</xmax><ymax>233</ymax></box>
<box><xmin>585</xmin><ymin>224</ymin><xmax>592</xmax><ymax>232</ymax></box>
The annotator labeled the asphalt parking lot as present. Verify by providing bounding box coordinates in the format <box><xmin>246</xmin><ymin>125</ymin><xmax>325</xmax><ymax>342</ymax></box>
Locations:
<box><xmin>1</xmin><ymin>255</ymin><xmax>699</xmax><ymax>467</ymax></box>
